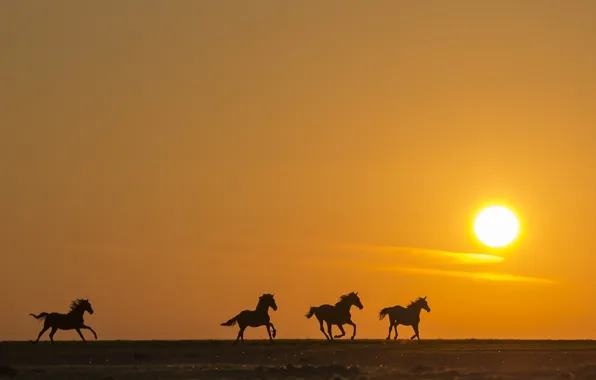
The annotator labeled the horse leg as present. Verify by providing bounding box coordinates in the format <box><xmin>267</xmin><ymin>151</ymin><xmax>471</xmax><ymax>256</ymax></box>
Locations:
<box><xmin>326</xmin><ymin>322</ymin><xmax>333</xmax><ymax>341</ymax></box>
<box><xmin>266</xmin><ymin>324</ymin><xmax>274</xmax><ymax>343</ymax></box>
<box><xmin>393</xmin><ymin>324</ymin><xmax>399</xmax><ymax>340</ymax></box>
<box><xmin>346</xmin><ymin>319</ymin><xmax>357</xmax><ymax>340</ymax></box>
<box><xmin>82</xmin><ymin>324</ymin><xmax>98</xmax><ymax>339</ymax></box>
<box><xmin>76</xmin><ymin>328</ymin><xmax>87</xmax><ymax>343</ymax></box>
<box><xmin>268</xmin><ymin>322</ymin><xmax>276</xmax><ymax>338</ymax></box>
<box><xmin>318</xmin><ymin>319</ymin><xmax>330</xmax><ymax>340</ymax></box>
<box><xmin>33</xmin><ymin>325</ymin><xmax>50</xmax><ymax>344</ymax></box>
<box><xmin>410</xmin><ymin>323</ymin><xmax>420</xmax><ymax>341</ymax></box>
<box><xmin>48</xmin><ymin>327</ymin><xmax>58</xmax><ymax>344</ymax></box>
<box><xmin>233</xmin><ymin>327</ymin><xmax>245</xmax><ymax>345</ymax></box>
<box><xmin>334</xmin><ymin>324</ymin><xmax>346</xmax><ymax>339</ymax></box>
<box><xmin>386</xmin><ymin>323</ymin><xmax>392</xmax><ymax>340</ymax></box>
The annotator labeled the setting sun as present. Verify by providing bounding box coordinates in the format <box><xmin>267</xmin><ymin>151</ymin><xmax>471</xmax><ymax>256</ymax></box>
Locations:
<box><xmin>473</xmin><ymin>206</ymin><xmax>520</xmax><ymax>248</ymax></box>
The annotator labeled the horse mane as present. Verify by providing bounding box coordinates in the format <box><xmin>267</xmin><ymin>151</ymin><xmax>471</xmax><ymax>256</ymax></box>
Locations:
<box><xmin>407</xmin><ymin>297</ymin><xmax>424</xmax><ymax>308</ymax></box>
<box><xmin>336</xmin><ymin>292</ymin><xmax>355</xmax><ymax>306</ymax></box>
<box><xmin>70</xmin><ymin>299</ymin><xmax>88</xmax><ymax>312</ymax></box>
<box><xmin>257</xmin><ymin>293</ymin><xmax>274</xmax><ymax>305</ymax></box>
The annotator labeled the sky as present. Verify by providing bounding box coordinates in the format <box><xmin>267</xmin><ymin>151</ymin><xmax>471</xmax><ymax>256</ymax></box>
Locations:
<box><xmin>1</xmin><ymin>0</ymin><xmax>596</xmax><ymax>341</ymax></box>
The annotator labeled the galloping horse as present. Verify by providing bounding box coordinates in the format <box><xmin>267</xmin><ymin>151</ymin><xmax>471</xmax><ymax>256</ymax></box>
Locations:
<box><xmin>30</xmin><ymin>299</ymin><xmax>98</xmax><ymax>343</ymax></box>
<box><xmin>379</xmin><ymin>296</ymin><xmax>430</xmax><ymax>340</ymax></box>
<box><xmin>220</xmin><ymin>293</ymin><xmax>278</xmax><ymax>344</ymax></box>
<box><xmin>305</xmin><ymin>292</ymin><xmax>363</xmax><ymax>340</ymax></box>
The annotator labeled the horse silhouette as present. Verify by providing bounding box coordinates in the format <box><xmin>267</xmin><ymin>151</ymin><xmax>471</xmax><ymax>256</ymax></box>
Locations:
<box><xmin>379</xmin><ymin>296</ymin><xmax>430</xmax><ymax>340</ymax></box>
<box><xmin>220</xmin><ymin>293</ymin><xmax>277</xmax><ymax>344</ymax></box>
<box><xmin>30</xmin><ymin>299</ymin><xmax>98</xmax><ymax>344</ymax></box>
<box><xmin>305</xmin><ymin>291</ymin><xmax>363</xmax><ymax>340</ymax></box>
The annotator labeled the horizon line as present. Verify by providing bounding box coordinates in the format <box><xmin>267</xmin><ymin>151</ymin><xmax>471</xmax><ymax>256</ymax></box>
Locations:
<box><xmin>3</xmin><ymin>338</ymin><xmax>596</xmax><ymax>342</ymax></box>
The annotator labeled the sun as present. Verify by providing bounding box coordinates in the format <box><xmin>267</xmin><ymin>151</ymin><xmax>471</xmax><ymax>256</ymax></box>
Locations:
<box><xmin>473</xmin><ymin>205</ymin><xmax>520</xmax><ymax>248</ymax></box>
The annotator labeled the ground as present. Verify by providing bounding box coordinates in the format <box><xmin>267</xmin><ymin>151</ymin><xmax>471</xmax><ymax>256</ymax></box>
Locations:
<box><xmin>1</xmin><ymin>340</ymin><xmax>595</xmax><ymax>379</ymax></box>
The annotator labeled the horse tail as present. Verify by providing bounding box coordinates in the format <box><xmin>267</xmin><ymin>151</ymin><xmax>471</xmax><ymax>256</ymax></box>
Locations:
<box><xmin>220</xmin><ymin>315</ymin><xmax>238</xmax><ymax>327</ymax></box>
<box><xmin>30</xmin><ymin>312</ymin><xmax>48</xmax><ymax>321</ymax></box>
<box><xmin>379</xmin><ymin>307</ymin><xmax>391</xmax><ymax>320</ymax></box>
<box><xmin>305</xmin><ymin>306</ymin><xmax>318</xmax><ymax>319</ymax></box>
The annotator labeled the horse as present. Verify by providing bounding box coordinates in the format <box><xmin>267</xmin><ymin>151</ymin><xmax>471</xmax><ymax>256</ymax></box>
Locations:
<box><xmin>220</xmin><ymin>293</ymin><xmax>278</xmax><ymax>344</ymax></box>
<box><xmin>379</xmin><ymin>296</ymin><xmax>430</xmax><ymax>341</ymax></box>
<box><xmin>305</xmin><ymin>291</ymin><xmax>363</xmax><ymax>340</ymax></box>
<box><xmin>30</xmin><ymin>299</ymin><xmax>98</xmax><ymax>343</ymax></box>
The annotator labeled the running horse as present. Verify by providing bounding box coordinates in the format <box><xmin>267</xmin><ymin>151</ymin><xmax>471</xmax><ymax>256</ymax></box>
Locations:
<box><xmin>305</xmin><ymin>292</ymin><xmax>363</xmax><ymax>340</ymax></box>
<box><xmin>379</xmin><ymin>296</ymin><xmax>430</xmax><ymax>340</ymax></box>
<box><xmin>220</xmin><ymin>293</ymin><xmax>278</xmax><ymax>344</ymax></box>
<box><xmin>30</xmin><ymin>299</ymin><xmax>98</xmax><ymax>343</ymax></box>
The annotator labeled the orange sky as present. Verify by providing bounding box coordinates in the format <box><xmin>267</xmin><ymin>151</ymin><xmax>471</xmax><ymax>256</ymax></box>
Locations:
<box><xmin>1</xmin><ymin>1</ymin><xmax>596</xmax><ymax>341</ymax></box>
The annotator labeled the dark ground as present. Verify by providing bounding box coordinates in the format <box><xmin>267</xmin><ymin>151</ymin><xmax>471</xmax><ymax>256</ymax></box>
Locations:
<box><xmin>1</xmin><ymin>340</ymin><xmax>595</xmax><ymax>379</ymax></box>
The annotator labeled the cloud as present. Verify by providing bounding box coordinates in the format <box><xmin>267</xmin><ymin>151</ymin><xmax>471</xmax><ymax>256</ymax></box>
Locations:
<box><xmin>375</xmin><ymin>266</ymin><xmax>555</xmax><ymax>284</ymax></box>
<box><xmin>323</xmin><ymin>243</ymin><xmax>554</xmax><ymax>284</ymax></box>
<box><xmin>336</xmin><ymin>244</ymin><xmax>504</xmax><ymax>264</ymax></box>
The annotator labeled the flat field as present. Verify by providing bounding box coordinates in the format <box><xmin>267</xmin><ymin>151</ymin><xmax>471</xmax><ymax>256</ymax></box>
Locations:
<box><xmin>1</xmin><ymin>340</ymin><xmax>595</xmax><ymax>379</ymax></box>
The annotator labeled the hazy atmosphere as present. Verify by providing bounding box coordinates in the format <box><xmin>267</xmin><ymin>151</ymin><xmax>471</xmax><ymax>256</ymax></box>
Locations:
<box><xmin>2</xmin><ymin>1</ymin><xmax>596</xmax><ymax>341</ymax></box>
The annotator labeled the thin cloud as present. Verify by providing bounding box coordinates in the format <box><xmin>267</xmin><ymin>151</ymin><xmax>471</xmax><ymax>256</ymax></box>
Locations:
<box><xmin>326</xmin><ymin>243</ymin><xmax>554</xmax><ymax>284</ymax></box>
<box><xmin>376</xmin><ymin>266</ymin><xmax>555</xmax><ymax>284</ymax></box>
<box><xmin>336</xmin><ymin>244</ymin><xmax>504</xmax><ymax>264</ymax></box>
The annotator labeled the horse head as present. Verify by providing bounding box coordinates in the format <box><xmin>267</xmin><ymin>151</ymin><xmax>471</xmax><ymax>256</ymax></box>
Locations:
<box><xmin>261</xmin><ymin>293</ymin><xmax>277</xmax><ymax>311</ymax></box>
<box><xmin>418</xmin><ymin>296</ymin><xmax>430</xmax><ymax>313</ymax></box>
<box><xmin>71</xmin><ymin>299</ymin><xmax>94</xmax><ymax>315</ymax></box>
<box><xmin>349</xmin><ymin>291</ymin><xmax>364</xmax><ymax>310</ymax></box>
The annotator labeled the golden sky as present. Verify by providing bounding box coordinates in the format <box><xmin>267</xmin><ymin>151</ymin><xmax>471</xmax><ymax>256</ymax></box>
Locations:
<box><xmin>1</xmin><ymin>1</ymin><xmax>596</xmax><ymax>340</ymax></box>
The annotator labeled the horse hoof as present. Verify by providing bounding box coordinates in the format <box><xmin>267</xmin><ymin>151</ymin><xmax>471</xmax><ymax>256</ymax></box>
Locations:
<box><xmin>351</xmin><ymin>337</ymin><xmax>355</xmax><ymax>341</ymax></box>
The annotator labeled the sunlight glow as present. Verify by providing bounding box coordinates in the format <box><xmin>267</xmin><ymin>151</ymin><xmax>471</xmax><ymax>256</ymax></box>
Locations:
<box><xmin>448</xmin><ymin>252</ymin><xmax>504</xmax><ymax>264</ymax></box>
<box><xmin>474</xmin><ymin>206</ymin><xmax>520</xmax><ymax>248</ymax></box>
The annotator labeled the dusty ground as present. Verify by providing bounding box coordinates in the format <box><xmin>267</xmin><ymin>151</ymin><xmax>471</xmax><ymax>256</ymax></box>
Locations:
<box><xmin>1</xmin><ymin>340</ymin><xmax>595</xmax><ymax>379</ymax></box>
